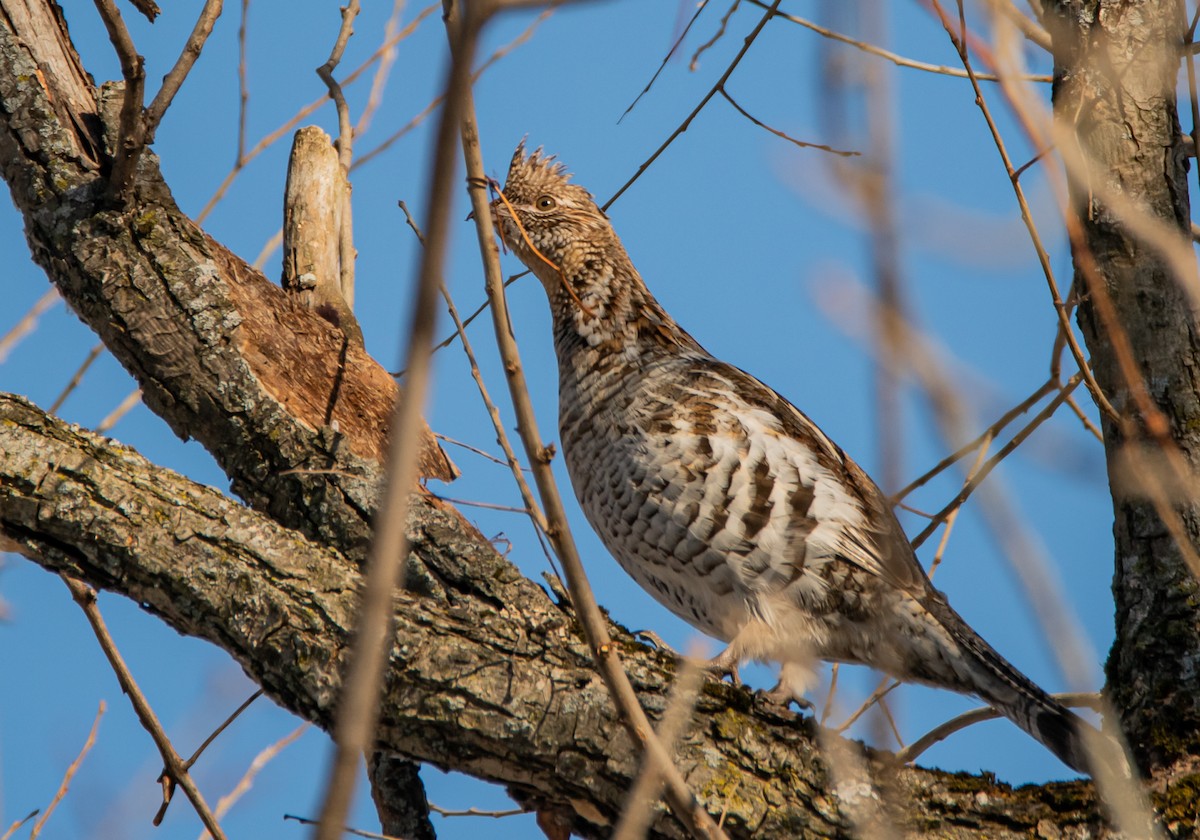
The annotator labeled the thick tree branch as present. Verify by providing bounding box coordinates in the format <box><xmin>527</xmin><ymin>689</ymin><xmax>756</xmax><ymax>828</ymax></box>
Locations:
<box><xmin>0</xmin><ymin>393</ymin><xmax>1112</xmax><ymax>838</ymax></box>
<box><xmin>0</xmin><ymin>0</ymin><xmax>454</xmax><ymax>564</ymax></box>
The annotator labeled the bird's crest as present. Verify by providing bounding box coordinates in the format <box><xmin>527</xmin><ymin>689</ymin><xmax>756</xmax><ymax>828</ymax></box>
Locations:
<box><xmin>503</xmin><ymin>140</ymin><xmax>583</xmax><ymax>203</ymax></box>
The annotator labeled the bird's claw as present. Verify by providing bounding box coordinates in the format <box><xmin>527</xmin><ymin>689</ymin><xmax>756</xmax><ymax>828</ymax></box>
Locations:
<box><xmin>757</xmin><ymin>682</ymin><xmax>814</xmax><ymax>712</ymax></box>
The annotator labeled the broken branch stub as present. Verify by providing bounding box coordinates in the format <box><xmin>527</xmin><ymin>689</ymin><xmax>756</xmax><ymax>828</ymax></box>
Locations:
<box><xmin>282</xmin><ymin>126</ymin><xmax>363</xmax><ymax>346</ymax></box>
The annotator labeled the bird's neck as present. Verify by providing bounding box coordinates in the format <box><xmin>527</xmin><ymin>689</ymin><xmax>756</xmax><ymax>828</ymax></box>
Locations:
<box><xmin>548</xmin><ymin>254</ymin><xmax>703</xmax><ymax>368</ymax></box>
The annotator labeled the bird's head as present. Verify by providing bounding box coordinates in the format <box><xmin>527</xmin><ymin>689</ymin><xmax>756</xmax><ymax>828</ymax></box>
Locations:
<box><xmin>491</xmin><ymin>142</ymin><xmax>618</xmax><ymax>298</ymax></box>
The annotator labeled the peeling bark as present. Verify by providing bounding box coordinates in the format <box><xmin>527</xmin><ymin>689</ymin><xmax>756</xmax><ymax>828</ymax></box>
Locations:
<box><xmin>0</xmin><ymin>0</ymin><xmax>454</xmax><ymax>565</ymax></box>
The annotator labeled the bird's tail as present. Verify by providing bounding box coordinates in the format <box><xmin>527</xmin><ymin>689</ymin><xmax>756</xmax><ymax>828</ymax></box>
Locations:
<box><xmin>921</xmin><ymin>597</ymin><xmax>1100</xmax><ymax>775</ymax></box>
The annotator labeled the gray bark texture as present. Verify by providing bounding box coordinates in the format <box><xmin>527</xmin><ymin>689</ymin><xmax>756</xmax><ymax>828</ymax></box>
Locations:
<box><xmin>0</xmin><ymin>0</ymin><xmax>1184</xmax><ymax>835</ymax></box>
<box><xmin>1049</xmin><ymin>0</ymin><xmax>1200</xmax><ymax>805</ymax></box>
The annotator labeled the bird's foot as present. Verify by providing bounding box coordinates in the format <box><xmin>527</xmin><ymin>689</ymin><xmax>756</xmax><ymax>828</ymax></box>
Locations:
<box><xmin>756</xmin><ymin>680</ymin><xmax>814</xmax><ymax>713</ymax></box>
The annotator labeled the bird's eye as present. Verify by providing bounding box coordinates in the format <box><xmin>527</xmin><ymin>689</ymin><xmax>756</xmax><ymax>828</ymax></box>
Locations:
<box><xmin>536</xmin><ymin>195</ymin><xmax>556</xmax><ymax>210</ymax></box>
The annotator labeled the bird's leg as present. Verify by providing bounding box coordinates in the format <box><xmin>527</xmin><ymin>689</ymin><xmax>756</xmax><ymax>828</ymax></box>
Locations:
<box><xmin>634</xmin><ymin>630</ymin><xmax>742</xmax><ymax>686</ymax></box>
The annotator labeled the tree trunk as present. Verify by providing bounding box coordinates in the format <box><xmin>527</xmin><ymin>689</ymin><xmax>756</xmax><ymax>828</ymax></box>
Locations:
<box><xmin>1050</xmin><ymin>0</ymin><xmax>1200</xmax><ymax>795</ymax></box>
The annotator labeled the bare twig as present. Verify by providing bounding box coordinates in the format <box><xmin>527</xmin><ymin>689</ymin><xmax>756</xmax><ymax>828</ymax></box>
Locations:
<box><xmin>90</xmin><ymin>0</ymin><xmax>146</xmax><ymax>200</ymax></box>
<box><xmin>184</xmin><ymin>690</ymin><xmax>264</xmax><ymax>771</ymax></box>
<box><xmin>28</xmin><ymin>701</ymin><xmax>105</xmax><ymax>840</ymax></box>
<box><xmin>0</xmin><ymin>287</ymin><xmax>60</xmax><ymax>364</ymax></box>
<box><xmin>144</xmin><ymin>0</ymin><xmax>225</xmax><ymax>138</ymax></box>
<box><xmin>198</xmin><ymin>723</ymin><xmax>307</xmax><ymax>839</ymax></box>
<box><xmin>49</xmin><ymin>343</ymin><xmax>104</xmax><ymax>415</ymax></box>
<box><xmin>718</xmin><ymin>88</ymin><xmax>858</xmax><ymax>156</ymax></box>
<box><xmin>95</xmin><ymin>388</ymin><xmax>142</xmax><ymax>434</ymax></box>
<box><xmin>61</xmin><ymin>576</ymin><xmax>227</xmax><ymax>839</ymax></box>
<box><xmin>317</xmin><ymin>0</ymin><xmax>361</xmax><ymax>173</ymax></box>
<box><xmin>909</xmin><ymin>374</ymin><xmax>1083</xmax><ymax>550</ymax></box>
<box><xmin>433</xmin><ymin>432</ymin><xmax>525</xmax><ymax>468</ymax></box>
<box><xmin>605</xmin><ymin>0</ymin><xmax>785</xmax><ymax>211</ymax></box>
<box><xmin>236</xmin><ymin>0</ymin><xmax>249</xmax><ymax>165</ymax></box>
<box><xmin>690</xmin><ymin>0</ymin><xmax>741</xmax><ymax>71</ymax></box>
<box><xmin>924</xmin><ymin>0</ymin><xmax>1116</xmax><ymax>421</ymax></box>
<box><xmin>286</xmin><ymin>813</ymin><xmax>407</xmax><ymax>839</ymax></box>
<box><xmin>896</xmin><ymin>692</ymin><xmax>1102</xmax><ymax>764</ymax></box>
<box><xmin>891</xmin><ymin>376</ymin><xmax>1058</xmax><ymax>503</ymax></box>
<box><xmin>356</xmin><ymin>0</ymin><xmax>408</xmax><ymax>136</ymax></box>
<box><xmin>746</xmin><ymin>0</ymin><xmax>1051</xmax><ymax>82</ymax></box>
<box><xmin>311</xmin><ymin>8</ymin><xmax>482</xmax><ymax>838</ymax></box>
<box><xmin>398</xmin><ymin>199</ymin><xmax>551</xmax><ymax>542</ymax></box>
<box><xmin>834</xmin><ymin>677</ymin><xmax>900</xmax><ymax>735</ymax></box>
<box><xmin>619</xmin><ymin>0</ymin><xmax>710</xmax><ymax>122</ymax></box>
<box><xmin>0</xmin><ymin>812</ymin><xmax>38</xmax><ymax>840</ymax></box>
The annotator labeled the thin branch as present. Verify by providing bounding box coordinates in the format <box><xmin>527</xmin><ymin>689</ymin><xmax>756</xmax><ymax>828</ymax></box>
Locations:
<box><xmin>690</xmin><ymin>0</ymin><xmax>741</xmax><ymax>71</ymax></box>
<box><xmin>317</xmin><ymin>0</ymin><xmax>361</xmax><ymax>173</ymax></box>
<box><xmin>28</xmin><ymin>701</ymin><xmax>105</xmax><ymax>840</ymax></box>
<box><xmin>311</xmin><ymin>8</ymin><xmax>482</xmax><ymax>838</ymax></box>
<box><xmin>925</xmin><ymin>0</ymin><xmax>1117</xmax><ymax>421</ymax></box>
<box><xmin>0</xmin><ymin>812</ymin><xmax>38</xmax><ymax>840</ymax></box>
<box><xmin>316</xmin><ymin>1</ymin><xmax>361</xmax><ymax>307</ymax></box>
<box><xmin>891</xmin><ymin>375</ymin><xmax>1058</xmax><ymax>503</ymax></box>
<box><xmin>198</xmin><ymin>723</ymin><xmax>307</xmax><ymax>839</ymax></box>
<box><xmin>356</xmin><ymin>0</ymin><xmax>407</xmax><ymax>136</ymax></box>
<box><xmin>0</xmin><ymin>287</ymin><xmax>60</xmax><ymax>364</ymax></box>
<box><xmin>895</xmin><ymin>692</ymin><xmax>1103</xmax><ymax>764</ymax></box>
<box><xmin>184</xmin><ymin>690</ymin><xmax>263</xmax><ymax>770</ymax></box>
<box><xmin>398</xmin><ymin>199</ymin><xmax>550</xmax><ymax>542</ymax></box>
<box><xmin>90</xmin><ymin>0</ymin><xmax>146</xmax><ymax>200</ymax></box>
<box><xmin>433</xmin><ymin>432</ymin><xmax>526</xmax><ymax>469</ymax></box>
<box><xmin>718</xmin><ymin>88</ymin><xmax>858</xmax><ymax>156</ymax></box>
<box><xmin>144</xmin><ymin>0</ymin><xmax>225</xmax><ymax>138</ymax></box>
<box><xmin>61</xmin><ymin>576</ymin><xmax>227</xmax><ymax>840</ymax></box>
<box><xmin>604</xmin><ymin>0</ymin><xmax>783</xmax><ymax>211</ymax></box>
<box><xmin>909</xmin><ymin>374</ymin><xmax>1083</xmax><ymax>550</ymax></box>
<box><xmin>618</xmin><ymin>0</ymin><xmax>710</xmax><ymax>122</ymax></box>
<box><xmin>235</xmin><ymin>0</ymin><xmax>249</xmax><ymax>164</ymax></box>
<box><xmin>745</xmin><ymin>0</ymin><xmax>1052</xmax><ymax>82</ymax></box>
<box><xmin>95</xmin><ymin>387</ymin><xmax>142</xmax><ymax>434</ymax></box>
<box><xmin>833</xmin><ymin>677</ymin><xmax>900</xmax><ymax>735</ymax></box>
<box><xmin>285</xmin><ymin>813</ymin><xmax>408</xmax><ymax>840</ymax></box>
<box><xmin>48</xmin><ymin>343</ymin><xmax>104</xmax><ymax>415</ymax></box>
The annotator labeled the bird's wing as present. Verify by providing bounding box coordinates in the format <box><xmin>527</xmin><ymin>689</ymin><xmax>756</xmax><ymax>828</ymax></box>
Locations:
<box><xmin>700</xmin><ymin>359</ymin><xmax>928</xmax><ymax>600</ymax></box>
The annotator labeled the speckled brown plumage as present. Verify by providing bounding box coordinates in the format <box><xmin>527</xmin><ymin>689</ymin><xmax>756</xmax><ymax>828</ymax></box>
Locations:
<box><xmin>492</xmin><ymin>142</ymin><xmax>1095</xmax><ymax>774</ymax></box>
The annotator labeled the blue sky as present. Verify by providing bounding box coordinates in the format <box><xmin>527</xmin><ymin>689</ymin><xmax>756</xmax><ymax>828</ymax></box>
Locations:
<box><xmin>1</xmin><ymin>1</ymin><xmax>1122</xmax><ymax>837</ymax></box>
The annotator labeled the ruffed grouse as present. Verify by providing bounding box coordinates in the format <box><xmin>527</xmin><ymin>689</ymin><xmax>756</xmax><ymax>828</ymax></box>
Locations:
<box><xmin>491</xmin><ymin>142</ymin><xmax>1095</xmax><ymax>774</ymax></box>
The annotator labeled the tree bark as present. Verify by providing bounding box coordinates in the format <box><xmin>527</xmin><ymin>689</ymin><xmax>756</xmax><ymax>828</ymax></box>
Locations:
<box><xmin>1049</xmin><ymin>0</ymin><xmax>1200</xmax><ymax>793</ymax></box>
<box><xmin>0</xmin><ymin>393</ymin><xmax>1115</xmax><ymax>838</ymax></box>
